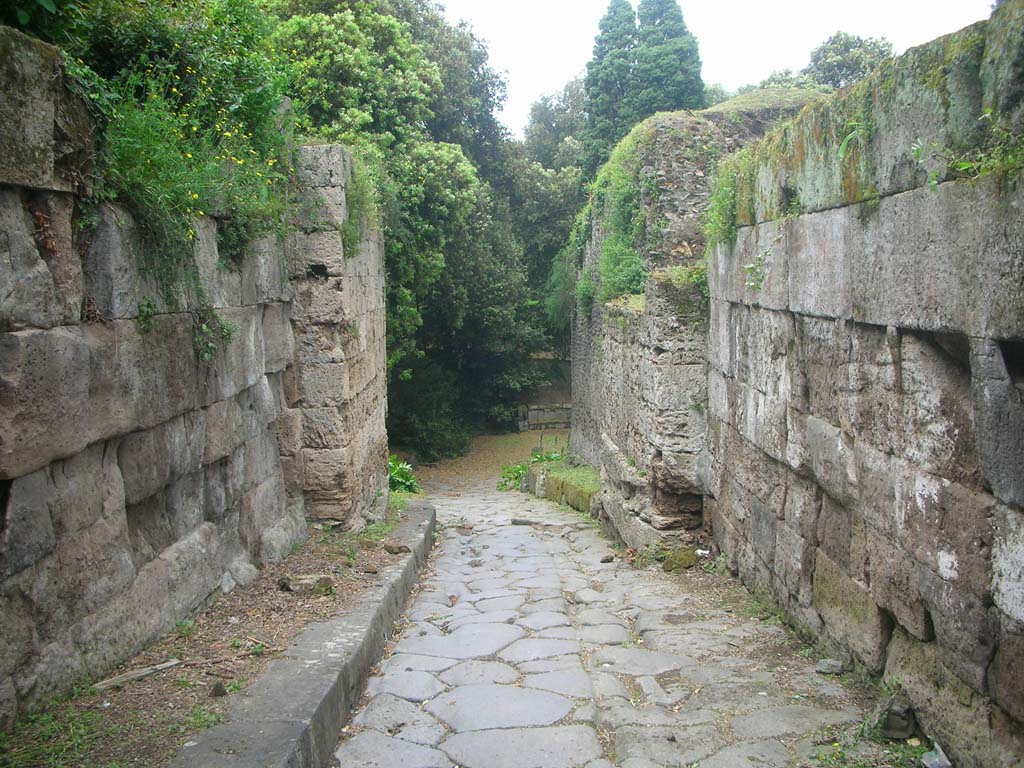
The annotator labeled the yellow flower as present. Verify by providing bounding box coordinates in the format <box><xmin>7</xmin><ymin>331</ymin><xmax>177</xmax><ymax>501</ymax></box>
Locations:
<box><xmin>223</xmin><ymin>131</ymin><xmax>232</xmax><ymax>137</ymax></box>
<box><xmin>197</xmin><ymin>210</ymin><xmax>205</xmax><ymax>216</ymax></box>
<box><xmin>185</xmin><ymin>153</ymin><xmax>192</xmax><ymax>159</ymax></box>
<box><xmin>191</xmin><ymin>193</ymin><xmax>199</xmax><ymax>200</ymax></box>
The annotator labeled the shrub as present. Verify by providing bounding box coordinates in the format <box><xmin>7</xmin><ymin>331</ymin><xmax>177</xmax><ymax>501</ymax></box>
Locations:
<box><xmin>388</xmin><ymin>455</ymin><xmax>421</xmax><ymax>493</ymax></box>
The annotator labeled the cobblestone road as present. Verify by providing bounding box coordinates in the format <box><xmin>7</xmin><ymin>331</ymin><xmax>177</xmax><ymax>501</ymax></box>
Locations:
<box><xmin>335</xmin><ymin>477</ymin><xmax>864</xmax><ymax>768</ymax></box>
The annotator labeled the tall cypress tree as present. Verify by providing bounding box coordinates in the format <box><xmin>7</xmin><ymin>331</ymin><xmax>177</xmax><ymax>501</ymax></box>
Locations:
<box><xmin>631</xmin><ymin>0</ymin><xmax>704</xmax><ymax>117</ymax></box>
<box><xmin>583</xmin><ymin>0</ymin><xmax>638</xmax><ymax>175</ymax></box>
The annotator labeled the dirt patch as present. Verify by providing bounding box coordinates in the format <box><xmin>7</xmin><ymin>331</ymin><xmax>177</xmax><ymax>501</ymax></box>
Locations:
<box><xmin>417</xmin><ymin>430</ymin><xmax>569</xmax><ymax>492</ymax></box>
<box><xmin>0</xmin><ymin>514</ymin><xmax>411</xmax><ymax>768</ymax></box>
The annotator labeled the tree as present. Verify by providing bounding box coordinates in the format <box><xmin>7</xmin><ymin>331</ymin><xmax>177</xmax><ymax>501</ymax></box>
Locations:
<box><xmin>583</xmin><ymin>0</ymin><xmax>638</xmax><ymax>175</ymax></box>
<box><xmin>630</xmin><ymin>0</ymin><xmax>704</xmax><ymax>117</ymax></box>
<box><xmin>524</xmin><ymin>77</ymin><xmax>586</xmax><ymax>170</ymax></box>
<box><xmin>803</xmin><ymin>31</ymin><xmax>894</xmax><ymax>89</ymax></box>
<box><xmin>704</xmin><ymin>83</ymin><xmax>731</xmax><ymax>106</ymax></box>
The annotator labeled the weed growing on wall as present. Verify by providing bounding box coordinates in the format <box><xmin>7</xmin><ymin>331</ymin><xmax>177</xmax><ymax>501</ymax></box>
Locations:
<box><xmin>45</xmin><ymin>0</ymin><xmax>293</xmax><ymax>356</ymax></box>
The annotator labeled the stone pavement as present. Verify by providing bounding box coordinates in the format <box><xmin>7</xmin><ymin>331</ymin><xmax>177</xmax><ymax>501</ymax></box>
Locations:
<box><xmin>335</xmin><ymin>485</ymin><xmax>863</xmax><ymax>768</ymax></box>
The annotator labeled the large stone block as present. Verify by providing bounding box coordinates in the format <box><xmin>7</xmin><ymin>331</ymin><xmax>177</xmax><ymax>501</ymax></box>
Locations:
<box><xmin>118</xmin><ymin>412</ymin><xmax>206</xmax><ymax>506</ymax></box>
<box><xmin>892</xmin><ymin>467</ymin><xmax>996</xmax><ymax>601</ymax></box>
<box><xmin>198</xmin><ymin>305</ymin><xmax>266</xmax><ymax>406</ymax></box>
<box><xmin>852</xmin><ymin>180</ymin><xmax>1024</xmax><ymax>339</ymax></box>
<box><xmin>971</xmin><ymin>338</ymin><xmax>1024</xmax><ymax>506</ymax></box>
<box><xmin>0</xmin><ymin>189</ymin><xmax>70</xmax><ymax>331</ymax></box>
<box><xmin>82</xmin><ymin>203</ymin><xmax>183</xmax><ymax>320</ymax></box>
<box><xmin>0</xmin><ymin>317</ymin><xmax>199</xmax><ymax>479</ymax></box>
<box><xmin>795</xmin><ymin>414</ymin><xmax>859</xmax><ymax>509</ymax></box>
<box><xmin>885</xmin><ymin>627</ymin><xmax>1024</xmax><ymax>768</ymax></box>
<box><xmin>787</xmin><ymin>208</ymin><xmax>854</xmax><ymax>319</ymax></box>
<box><xmin>897</xmin><ymin>331</ymin><xmax>980</xmax><ymax>485</ymax></box>
<box><xmin>919</xmin><ymin>568</ymin><xmax>998</xmax><ymax>692</ymax></box>
<box><xmin>193</xmin><ymin>217</ymin><xmax>241</xmax><ymax>308</ymax></box>
<box><xmin>0</xmin><ymin>27</ymin><xmax>66</xmax><ymax>191</ymax></box>
<box><xmin>295</xmin><ymin>144</ymin><xmax>351</xmax><ymax>188</ymax></box>
<box><xmin>812</xmin><ymin>550</ymin><xmax>891</xmax><ymax>673</ymax></box>
<box><xmin>286</xmin><ymin>230</ymin><xmax>346</xmax><ymax>277</ymax></box>
<box><xmin>240</xmin><ymin>236</ymin><xmax>291</xmax><ymax>305</ymax></box>
<box><xmin>1</xmin><ymin>469</ymin><xmax>56</xmax><ymax>578</ymax></box>
<box><xmin>992</xmin><ymin>505</ymin><xmax>1024</xmax><ymax>625</ymax></box>
<box><xmin>261</xmin><ymin>302</ymin><xmax>294</xmax><ymax>374</ymax></box>
<box><xmin>865</xmin><ymin>528</ymin><xmax>933</xmax><ymax>642</ymax></box>
<box><xmin>990</xmin><ymin>619</ymin><xmax>1024</xmax><ymax>724</ymax></box>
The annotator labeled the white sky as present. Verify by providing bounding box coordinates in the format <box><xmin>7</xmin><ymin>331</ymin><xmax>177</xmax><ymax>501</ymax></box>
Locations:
<box><xmin>439</xmin><ymin>0</ymin><xmax>994</xmax><ymax>137</ymax></box>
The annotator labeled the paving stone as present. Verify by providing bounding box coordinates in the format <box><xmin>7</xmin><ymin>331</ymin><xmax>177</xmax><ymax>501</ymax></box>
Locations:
<box><xmin>366</xmin><ymin>671</ymin><xmax>446</xmax><ymax>703</ymax></box>
<box><xmin>517</xmin><ymin>611</ymin><xmax>572</xmax><ymax>630</ymax></box>
<box><xmin>354</xmin><ymin>694</ymin><xmax>447</xmax><ymax>746</ymax></box>
<box><xmin>397</xmin><ymin>622</ymin><xmax>524</xmax><ymax>659</ymax></box>
<box><xmin>499</xmin><ymin>638</ymin><xmax>582</xmax><ymax>663</ymax></box>
<box><xmin>444</xmin><ymin>610</ymin><xmax>519</xmax><ymax>630</ymax></box>
<box><xmin>466</xmin><ymin>588</ymin><xmax>524</xmax><ymax>603</ymax></box>
<box><xmin>576</xmin><ymin>609</ymin><xmax>628</xmax><ymax>627</ymax></box>
<box><xmin>383</xmin><ymin>654</ymin><xmax>460</xmax><ymax>673</ymax></box>
<box><xmin>425</xmin><ymin>684</ymin><xmax>573</xmax><ymax>731</ymax></box>
<box><xmin>730</xmin><ymin>705</ymin><xmax>859</xmax><ymax>739</ymax></box>
<box><xmin>579</xmin><ymin>624</ymin><xmax>633</xmax><ymax>644</ymax></box>
<box><xmin>524</xmin><ymin>669</ymin><xmax>594</xmax><ymax>698</ymax></box>
<box><xmin>336</xmin><ymin>730</ymin><xmax>453</xmax><ymax>768</ymax></box>
<box><xmin>699</xmin><ymin>739</ymin><xmax>790</xmax><ymax>768</ymax></box>
<box><xmin>438</xmin><ymin>660</ymin><xmax>520</xmax><ymax>686</ymax></box>
<box><xmin>517</xmin><ymin>655</ymin><xmax>586</xmax><ymax>674</ymax></box>
<box><xmin>589</xmin><ymin>646</ymin><xmax>692</xmax><ymax>676</ymax></box>
<box><xmin>614</xmin><ymin>724</ymin><xmax>725</xmax><ymax>766</ymax></box>
<box><xmin>522</xmin><ymin>597</ymin><xmax>568</xmax><ymax>613</ymax></box>
<box><xmin>475</xmin><ymin>595</ymin><xmax>526</xmax><ymax>612</ymax></box>
<box><xmin>536</xmin><ymin>626</ymin><xmax>580</xmax><ymax>640</ymax></box>
<box><xmin>440</xmin><ymin>725</ymin><xmax>603</xmax><ymax>768</ymax></box>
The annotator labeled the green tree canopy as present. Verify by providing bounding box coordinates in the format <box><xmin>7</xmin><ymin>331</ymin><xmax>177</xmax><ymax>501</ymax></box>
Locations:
<box><xmin>524</xmin><ymin>77</ymin><xmax>586</xmax><ymax>171</ymax></box>
<box><xmin>582</xmin><ymin>0</ymin><xmax>703</xmax><ymax>175</ymax></box>
<box><xmin>583</xmin><ymin>0</ymin><xmax>638</xmax><ymax>174</ymax></box>
<box><xmin>802</xmin><ymin>31</ymin><xmax>894</xmax><ymax>89</ymax></box>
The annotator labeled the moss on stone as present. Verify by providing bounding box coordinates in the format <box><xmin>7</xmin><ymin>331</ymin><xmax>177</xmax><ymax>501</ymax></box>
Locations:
<box><xmin>662</xmin><ymin>547</ymin><xmax>698</xmax><ymax>572</ymax></box>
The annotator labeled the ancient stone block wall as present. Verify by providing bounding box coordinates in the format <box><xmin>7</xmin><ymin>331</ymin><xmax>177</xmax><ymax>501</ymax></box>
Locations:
<box><xmin>0</xmin><ymin>27</ymin><xmax>387</xmax><ymax>727</ymax></box>
<box><xmin>703</xmin><ymin>8</ymin><xmax>1024</xmax><ymax>765</ymax></box>
<box><xmin>571</xmin><ymin>104</ymin><xmax>812</xmax><ymax>550</ymax></box>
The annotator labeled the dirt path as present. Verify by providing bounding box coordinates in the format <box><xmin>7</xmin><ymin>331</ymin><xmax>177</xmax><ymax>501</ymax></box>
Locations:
<box><xmin>335</xmin><ymin>436</ymin><xmax>906</xmax><ymax>768</ymax></box>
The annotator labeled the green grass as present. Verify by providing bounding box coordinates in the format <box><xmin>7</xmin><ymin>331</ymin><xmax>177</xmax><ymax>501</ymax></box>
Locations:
<box><xmin>702</xmin><ymin>87</ymin><xmax>827</xmax><ymax>114</ymax></box>
<box><xmin>543</xmin><ymin>460</ymin><xmax>601</xmax><ymax>495</ymax></box>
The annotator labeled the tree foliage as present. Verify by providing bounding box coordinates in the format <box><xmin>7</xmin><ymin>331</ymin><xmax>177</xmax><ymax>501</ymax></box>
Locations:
<box><xmin>19</xmin><ymin>0</ymin><xmax>549</xmax><ymax>460</ymax></box>
<box><xmin>629</xmin><ymin>0</ymin><xmax>703</xmax><ymax>118</ymax></box>
<box><xmin>583</xmin><ymin>0</ymin><xmax>639</xmax><ymax>174</ymax></box>
<box><xmin>803</xmin><ymin>31</ymin><xmax>894</xmax><ymax>89</ymax></box>
<box><xmin>582</xmin><ymin>0</ymin><xmax>703</xmax><ymax>176</ymax></box>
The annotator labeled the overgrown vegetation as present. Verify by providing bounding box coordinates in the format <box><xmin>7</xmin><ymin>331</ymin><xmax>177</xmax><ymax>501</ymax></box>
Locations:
<box><xmin>11</xmin><ymin>0</ymin><xmax>552</xmax><ymax>459</ymax></box>
<box><xmin>388</xmin><ymin>455</ymin><xmax>421</xmax><ymax>493</ymax></box>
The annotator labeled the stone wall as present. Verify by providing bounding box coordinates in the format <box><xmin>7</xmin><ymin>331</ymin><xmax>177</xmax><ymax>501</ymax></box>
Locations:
<box><xmin>705</xmin><ymin>8</ymin><xmax>1024</xmax><ymax>763</ymax></box>
<box><xmin>571</xmin><ymin>101</ymin><xmax>815</xmax><ymax>551</ymax></box>
<box><xmin>572</xmin><ymin>3</ymin><xmax>1024</xmax><ymax>761</ymax></box>
<box><xmin>0</xmin><ymin>27</ymin><xmax>387</xmax><ymax>727</ymax></box>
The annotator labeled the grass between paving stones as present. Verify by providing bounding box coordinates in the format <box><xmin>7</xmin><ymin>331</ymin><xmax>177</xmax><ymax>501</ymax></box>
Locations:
<box><xmin>0</xmin><ymin>498</ymin><xmax>417</xmax><ymax>768</ymax></box>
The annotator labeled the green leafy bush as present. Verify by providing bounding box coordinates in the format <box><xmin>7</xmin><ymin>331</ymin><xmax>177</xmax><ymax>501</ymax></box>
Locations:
<box><xmin>388</xmin><ymin>455</ymin><xmax>421</xmax><ymax>493</ymax></box>
<box><xmin>497</xmin><ymin>461</ymin><xmax>529</xmax><ymax>491</ymax></box>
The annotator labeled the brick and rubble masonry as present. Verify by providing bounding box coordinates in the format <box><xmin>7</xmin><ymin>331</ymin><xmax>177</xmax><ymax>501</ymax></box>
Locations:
<box><xmin>571</xmin><ymin>97</ymin><xmax>818</xmax><ymax>552</ymax></box>
<box><xmin>0</xmin><ymin>26</ymin><xmax>388</xmax><ymax>728</ymax></box>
